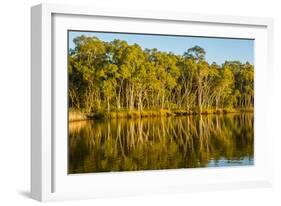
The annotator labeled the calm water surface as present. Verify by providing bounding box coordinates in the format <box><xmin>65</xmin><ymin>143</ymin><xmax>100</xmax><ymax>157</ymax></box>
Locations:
<box><xmin>68</xmin><ymin>114</ymin><xmax>254</xmax><ymax>174</ymax></box>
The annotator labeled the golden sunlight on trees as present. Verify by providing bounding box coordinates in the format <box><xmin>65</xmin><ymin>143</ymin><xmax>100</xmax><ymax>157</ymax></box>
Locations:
<box><xmin>68</xmin><ymin>35</ymin><xmax>254</xmax><ymax>120</ymax></box>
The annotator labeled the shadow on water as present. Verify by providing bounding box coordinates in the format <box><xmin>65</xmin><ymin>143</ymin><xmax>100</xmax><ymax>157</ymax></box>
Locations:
<box><xmin>68</xmin><ymin>114</ymin><xmax>254</xmax><ymax>174</ymax></box>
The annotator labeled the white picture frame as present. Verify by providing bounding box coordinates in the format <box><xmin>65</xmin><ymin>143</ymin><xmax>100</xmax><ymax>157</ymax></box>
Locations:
<box><xmin>31</xmin><ymin>3</ymin><xmax>274</xmax><ymax>202</ymax></box>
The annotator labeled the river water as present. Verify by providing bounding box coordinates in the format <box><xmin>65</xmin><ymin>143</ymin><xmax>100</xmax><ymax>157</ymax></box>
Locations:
<box><xmin>68</xmin><ymin>114</ymin><xmax>254</xmax><ymax>174</ymax></box>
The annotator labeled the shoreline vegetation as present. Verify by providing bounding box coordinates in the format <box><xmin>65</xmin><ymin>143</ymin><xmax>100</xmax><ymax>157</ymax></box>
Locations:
<box><xmin>68</xmin><ymin>35</ymin><xmax>254</xmax><ymax>123</ymax></box>
<box><xmin>69</xmin><ymin>108</ymin><xmax>253</xmax><ymax>122</ymax></box>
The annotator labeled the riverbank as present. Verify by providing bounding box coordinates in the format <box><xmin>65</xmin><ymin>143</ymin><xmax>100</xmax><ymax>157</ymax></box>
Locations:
<box><xmin>69</xmin><ymin>110</ymin><xmax>88</xmax><ymax>122</ymax></box>
<box><xmin>69</xmin><ymin>108</ymin><xmax>253</xmax><ymax>122</ymax></box>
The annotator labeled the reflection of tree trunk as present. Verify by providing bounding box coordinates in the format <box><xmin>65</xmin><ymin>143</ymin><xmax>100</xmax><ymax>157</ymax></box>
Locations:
<box><xmin>179</xmin><ymin>118</ymin><xmax>192</xmax><ymax>154</ymax></box>
<box><xmin>144</xmin><ymin>120</ymin><xmax>149</xmax><ymax>141</ymax></box>
<box><xmin>199</xmin><ymin>115</ymin><xmax>203</xmax><ymax>150</ymax></box>
<box><xmin>175</xmin><ymin>119</ymin><xmax>184</xmax><ymax>148</ymax></box>
<box><xmin>186</xmin><ymin>117</ymin><xmax>194</xmax><ymax>152</ymax></box>
<box><xmin>117</xmin><ymin>121</ymin><xmax>125</xmax><ymax>157</ymax></box>
<box><xmin>138</xmin><ymin>119</ymin><xmax>143</xmax><ymax>143</ymax></box>
<box><xmin>205</xmin><ymin>117</ymin><xmax>210</xmax><ymax>154</ymax></box>
<box><xmin>216</xmin><ymin>115</ymin><xmax>220</xmax><ymax>129</ymax></box>
<box><xmin>69</xmin><ymin>111</ymin><xmax>254</xmax><ymax>172</ymax></box>
<box><xmin>129</xmin><ymin>120</ymin><xmax>135</xmax><ymax>148</ymax></box>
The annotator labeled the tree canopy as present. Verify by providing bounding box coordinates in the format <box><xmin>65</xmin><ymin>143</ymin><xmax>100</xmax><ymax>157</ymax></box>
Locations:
<box><xmin>68</xmin><ymin>35</ymin><xmax>254</xmax><ymax>114</ymax></box>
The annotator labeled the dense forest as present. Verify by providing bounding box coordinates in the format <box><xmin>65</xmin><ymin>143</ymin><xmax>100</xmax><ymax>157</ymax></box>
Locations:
<box><xmin>68</xmin><ymin>35</ymin><xmax>254</xmax><ymax>120</ymax></box>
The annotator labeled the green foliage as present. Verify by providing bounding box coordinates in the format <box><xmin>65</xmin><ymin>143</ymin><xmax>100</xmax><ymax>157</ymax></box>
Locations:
<box><xmin>68</xmin><ymin>35</ymin><xmax>254</xmax><ymax>118</ymax></box>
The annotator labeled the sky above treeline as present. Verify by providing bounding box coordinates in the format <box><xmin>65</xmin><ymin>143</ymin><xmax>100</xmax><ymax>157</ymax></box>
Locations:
<box><xmin>69</xmin><ymin>31</ymin><xmax>254</xmax><ymax>65</ymax></box>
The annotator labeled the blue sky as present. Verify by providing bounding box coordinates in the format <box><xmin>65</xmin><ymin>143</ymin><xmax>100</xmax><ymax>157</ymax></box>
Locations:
<box><xmin>69</xmin><ymin>31</ymin><xmax>254</xmax><ymax>65</ymax></box>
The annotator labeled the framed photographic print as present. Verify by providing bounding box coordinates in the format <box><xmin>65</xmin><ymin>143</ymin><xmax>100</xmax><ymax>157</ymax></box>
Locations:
<box><xmin>31</xmin><ymin>3</ymin><xmax>274</xmax><ymax>201</ymax></box>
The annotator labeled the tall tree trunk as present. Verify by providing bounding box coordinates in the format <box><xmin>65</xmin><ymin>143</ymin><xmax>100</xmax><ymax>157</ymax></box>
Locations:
<box><xmin>116</xmin><ymin>93</ymin><xmax>121</xmax><ymax>110</ymax></box>
<box><xmin>185</xmin><ymin>94</ymin><xmax>189</xmax><ymax>112</ymax></box>
<box><xmin>107</xmin><ymin>98</ymin><xmax>110</xmax><ymax>113</ymax></box>
<box><xmin>161</xmin><ymin>93</ymin><xmax>165</xmax><ymax>109</ymax></box>
<box><xmin>138</xmin><ymin>93</ymin><xmax>143</xmax><ymax>112</ymax></box>
<box><xmin>129</xmin><ymin>84</ymin><xmax>134</xmax><ymax>111</ymax></box>
<box><xmin>198</xmin><ymin>85</ymin><xmax>202</xmax><ymax>114</ymax></box>
<box><xmin>116</xmin><ymin>80</ymin><xmax>123</xmax><ymax>110</ymax></box>
<box><xmin>215</xmin><ymin>95</ymin><xmax>220</xmax><ymax>110</ymax></box>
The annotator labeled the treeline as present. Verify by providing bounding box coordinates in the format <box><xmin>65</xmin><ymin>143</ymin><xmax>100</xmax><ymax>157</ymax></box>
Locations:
<box><xmin>68</xmin><ymin>35</ymin><xmax>254</xmax><ymax>115</ymax></box>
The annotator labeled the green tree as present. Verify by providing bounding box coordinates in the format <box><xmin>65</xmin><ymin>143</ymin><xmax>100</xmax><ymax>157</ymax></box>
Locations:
<box><xmin>68</xmin><ymin>36</ymin><xmax>254</xmax><ymax>117</ymax></box>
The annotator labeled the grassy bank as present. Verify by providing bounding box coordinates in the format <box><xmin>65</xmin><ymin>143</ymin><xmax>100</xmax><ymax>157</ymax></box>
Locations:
<box><xmin>68</xmin><ymin>109</ymin><xmax>88</xmax><ymax>122</ymax></box>
<box><xmin>69</xmin><ymin>107</ymin><xmax>253</xmax><ymax>122</ymax></box>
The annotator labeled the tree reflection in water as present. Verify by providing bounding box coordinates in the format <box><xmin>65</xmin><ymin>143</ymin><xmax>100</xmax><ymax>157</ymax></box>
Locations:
<box><xmin>69</xmin><ymin>114</ymin><xmax>253</xmax><ymax>174</ymax></box>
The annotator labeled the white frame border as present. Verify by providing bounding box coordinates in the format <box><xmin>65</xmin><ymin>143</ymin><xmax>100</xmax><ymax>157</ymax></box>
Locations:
<box><xmin>31</xmin><ymin>3</ymin><xmax>274</xmax><ymax>202</ymax></box>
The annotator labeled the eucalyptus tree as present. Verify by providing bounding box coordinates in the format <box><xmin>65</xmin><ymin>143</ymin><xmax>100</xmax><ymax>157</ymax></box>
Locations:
<box><xmin>240</xmin><ymin>63</ymin><xmax>254</xmax><ymax>108</ymax></box>
<box><xmin>68</xmin><ymin>36</ymin><xmax>254</xmax><ymax>115</ymax></box>
<box><xmin>69</xmin><ymin>35</ymin><xmax>107</xmax><ymax>113</ymax></box>
<box><xmin>212</xmin><ymin>63</ymin><xmax>234</xmax><ymax>109</ymax></box>
<box><xmin>184</xmin><ymin>46</ymin><xmax>208</xmax><ymax>113</ymax></box>
<box><xmin>105</xmin><ymin>39</ymin><xmax>129</xmax><ymax>110</ymax></box>
<box><xmin>223</xmin><ymin>61</ymin><xmax>254</xmax><ymax>108</ymax></box>
<box><xmin>184</xmin><ymin>46</ymin><xmax>206</xmax><ymax>62</ymax></box>
<box><xmin>177</xmin><ymin>57</ymin><xmax>197</xmax><ymax>110</ymax></box>
<box><xmin>148</xmin><ymin>50</ymin><xmax>180</xmax><ymax>109</ymax></box>
<box><xmin>122</xmin><ymin>44</ymin><xmax>147</xmax><ymax>111</ymax></box>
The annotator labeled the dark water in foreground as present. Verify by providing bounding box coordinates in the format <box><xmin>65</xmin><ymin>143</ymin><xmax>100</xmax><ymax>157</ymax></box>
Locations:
<box><xmin>68</xmin><ymin>114</ymin><xmax>254</xmax><ymax>174</ymax></box>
